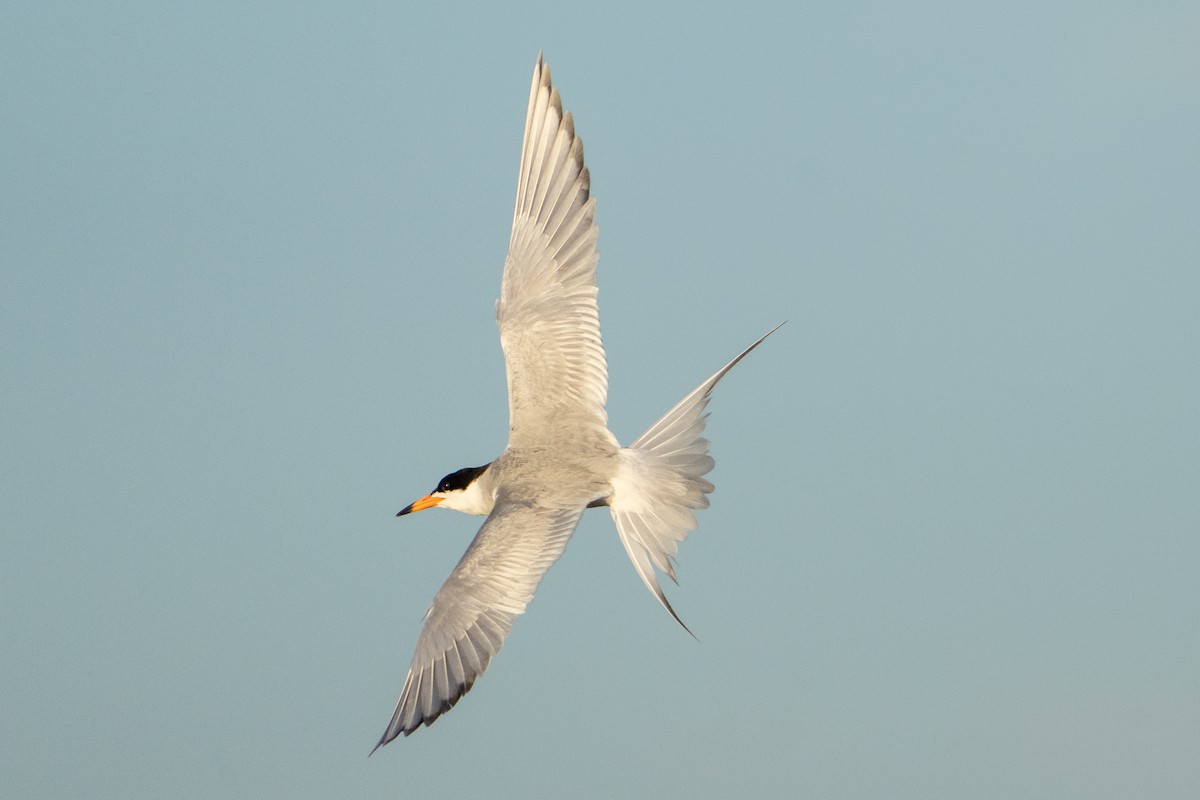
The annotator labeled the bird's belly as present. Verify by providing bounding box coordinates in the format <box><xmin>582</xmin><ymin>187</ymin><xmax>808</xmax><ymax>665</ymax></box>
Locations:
<box><xmin>494</xmin><ymin>441</ymin><xmax>617</xmax><ymax>508</ymax></box>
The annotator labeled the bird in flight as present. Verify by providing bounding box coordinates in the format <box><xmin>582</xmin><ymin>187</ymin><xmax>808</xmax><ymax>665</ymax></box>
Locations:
<box><xmin>372</xmin><ymin>53</ymin><xmax>779</xmax><ymax>752</ymax></box>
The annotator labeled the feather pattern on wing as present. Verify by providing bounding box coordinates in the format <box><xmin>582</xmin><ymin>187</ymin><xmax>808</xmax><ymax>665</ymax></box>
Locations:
<box><xmin>497</xmin><ymin>53</ymin><xmax>608</xmax><ymax>447</ymax></box>
<box><xmin>373</xmin><ymin>501</ymin><xmax>584</xmax><ymax>749</ymax></box>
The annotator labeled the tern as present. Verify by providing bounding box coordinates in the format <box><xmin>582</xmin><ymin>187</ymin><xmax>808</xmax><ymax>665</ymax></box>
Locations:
<box><xmin>373</xmin><ymin>53</ymin><xmax>779</xmax><ymax>751</ymax></box>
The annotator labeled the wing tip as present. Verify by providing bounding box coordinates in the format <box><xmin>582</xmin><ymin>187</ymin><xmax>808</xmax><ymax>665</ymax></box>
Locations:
<box><xmin>538</xmin><ymin>54</ymin><xmax>552</xmax><ymax>94</ymax></box>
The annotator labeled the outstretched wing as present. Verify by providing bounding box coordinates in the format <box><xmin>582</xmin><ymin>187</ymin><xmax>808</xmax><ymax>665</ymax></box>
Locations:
<box><xmin>497</xmin><ymin>54</ymin><xmax>608</xmax><ymax>448</ymax></box>
<box><xmin>373</xmin><ymin>502</ymin><xmax>583</xmax><ymax>750</ymax></box>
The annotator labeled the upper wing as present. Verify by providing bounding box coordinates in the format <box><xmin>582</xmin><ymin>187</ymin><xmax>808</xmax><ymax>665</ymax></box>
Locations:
<box><xmin>497</xmin><ymin>54</ymin><xmax>607</xmax><ymax>447</ymax></box>
<box><xmin>372</xmin><ymin>501</ymin><xmax>583</xmax><ymax>750</ymax></box>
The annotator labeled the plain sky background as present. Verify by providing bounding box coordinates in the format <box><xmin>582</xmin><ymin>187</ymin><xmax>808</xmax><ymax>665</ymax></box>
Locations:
<box><xmin>3</xmin><ymin>2</ymin><xmax>1198</xmax><ymax>798</ymax></box>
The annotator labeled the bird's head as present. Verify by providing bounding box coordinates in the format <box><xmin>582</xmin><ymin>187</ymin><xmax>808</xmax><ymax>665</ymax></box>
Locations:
<box><xmin>397</xmin><ymin>463</ymin><xmax>493</xmax><ymax>517</ymax></box>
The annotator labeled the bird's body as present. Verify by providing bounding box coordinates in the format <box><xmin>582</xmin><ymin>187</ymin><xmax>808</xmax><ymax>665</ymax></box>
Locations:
<box><xmin>372</xmin><ymin>53</ymin><xmax>778</xmax><ymax>752</ymax></box>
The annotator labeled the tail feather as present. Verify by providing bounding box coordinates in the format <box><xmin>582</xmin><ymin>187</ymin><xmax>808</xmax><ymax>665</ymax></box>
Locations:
<box><xmin>608</xmin><ymin>324</ymin><xmax>782</xmax><ymax>630</ymax></box>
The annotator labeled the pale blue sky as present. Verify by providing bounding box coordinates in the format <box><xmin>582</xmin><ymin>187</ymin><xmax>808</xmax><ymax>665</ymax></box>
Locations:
<box><xmin>3</xmin><ymin>2</ymin><xmax>1198</xmax><ymax>798</ymax></box>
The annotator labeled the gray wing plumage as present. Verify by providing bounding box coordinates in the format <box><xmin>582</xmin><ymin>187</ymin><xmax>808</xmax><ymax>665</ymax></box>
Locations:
<box><xmin>497</xmin><ymin>53</ymin><xmax>608</xmax><ymax>447</ymax></box>
<box><xmin>373</xmin><ymin>502</ymin><xmax>584</xmax><ymax>750</ymax></box>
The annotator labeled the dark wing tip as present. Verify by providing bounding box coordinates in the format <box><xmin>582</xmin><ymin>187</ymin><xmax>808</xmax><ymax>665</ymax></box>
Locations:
<box><xmin>369</xmin><ymin>662</ymin><xmax>481</xmax><ymax>753</ymax></box>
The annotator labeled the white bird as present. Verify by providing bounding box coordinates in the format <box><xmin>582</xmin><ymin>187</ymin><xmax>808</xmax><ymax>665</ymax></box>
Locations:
<box><xmin>372</xmin><ymin>53</ymin><xmax>779</xmax><ymax>752</ymax></box>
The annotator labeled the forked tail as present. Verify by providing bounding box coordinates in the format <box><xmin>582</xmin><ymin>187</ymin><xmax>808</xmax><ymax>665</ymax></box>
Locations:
<box><xmin>607</xmin><ymin>324</ymin><xmax>783</xmax><ymax>632</ymax></box>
